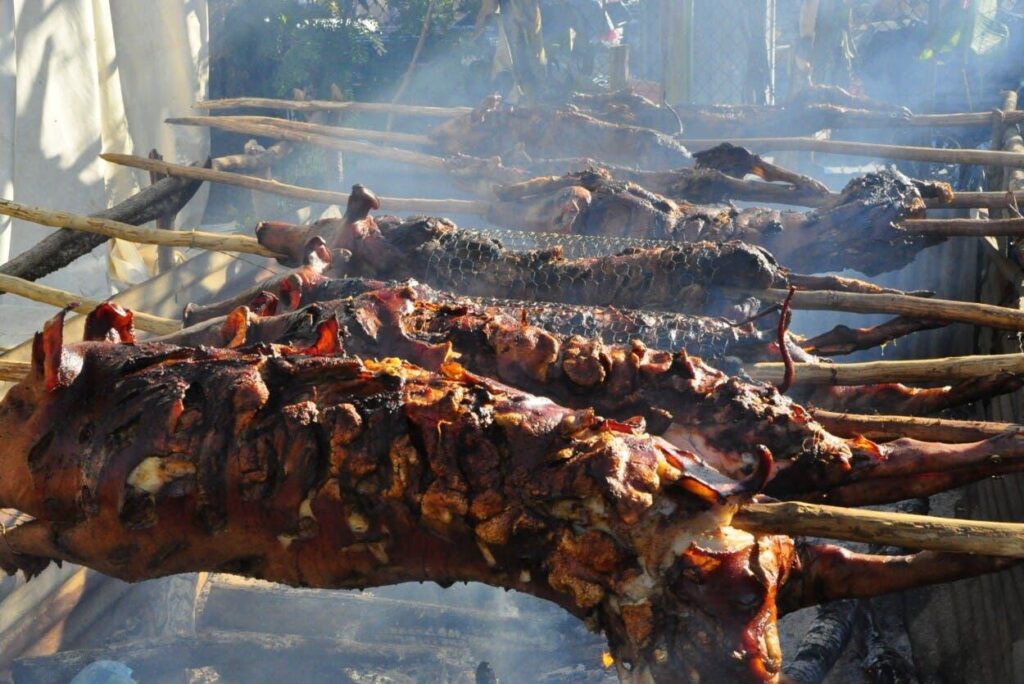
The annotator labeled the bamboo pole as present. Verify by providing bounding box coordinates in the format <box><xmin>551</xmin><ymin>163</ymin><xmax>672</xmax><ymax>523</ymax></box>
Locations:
<box><xmin>0</xmin><ymin>274</ymin><xmax>179</xmax><ymax>335</ymax></box>
<box><xmin>734</xmin><ymin>502</ymin><xmax>1024</xmax><ymax>557</ymax></box>
<box><xmin>678</xmin><ymin>137</ymin><xmax>1024</xmax><ymax>168</ymax></box>
<box><xmin>167</xmin><ymin>116</ymin><xmax>447</xmax><ymax>170</ymax></box>
<box><xmin>746</xmin><ymin>352</ymin><xmax>1024</xmax><ymax>386</ymax></box>
<box><xmin>187</xmin><ymin>115</ymin><xmax>431</xmax><ymax>147</ymax></box>
<box><xmin>811</xmin><ymin>409</ymin><xmax>1020</xmax><ymax>443</ymax></box>
<box><xmin>925</xmin><ymin>190</ymin><xmax>1024</xmax><ymax>209</ymax></box>
<box><xmin>0</xmin><ymin>199</ymin><xmax>280</xmax><ymax>258</ymax></box>
<box><xmin>898</xmin><ymin>110</ymin><xmax>1024</xmax><ymax>128</ymax></box>
<box><xmin>100</xmin><ymin>153</ymin><xmax>490</xmax><ymax>216</ymax></box>
<box><xmin>751</xmin><ymin>288</ymin><xmax>1024</xmax><ymax>332</ymax></box>
<box><xmin>899</xmin><ymin>217</ymin><xmax>1024</xmax><ymax>237</ymax></box>
<box><xmin>194</xmin><ymin>97</ymin><xmax>471</xmax><ymax>117</ymax></box>
<box><xmin>0</xmin><ymin>360</ymin><xmax>29</xmax><ymax>382</ymax></box>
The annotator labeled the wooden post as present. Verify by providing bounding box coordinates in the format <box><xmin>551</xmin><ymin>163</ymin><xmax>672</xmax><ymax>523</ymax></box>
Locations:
<box><xmin>661</xmin><ymin>0</ymin><xmax>692</xmax><ymax>106</ymax></box>
<box><xmin>609</xmin><ymin>45</ymin><xmax>630</xmax><ymax>92</ymax></box>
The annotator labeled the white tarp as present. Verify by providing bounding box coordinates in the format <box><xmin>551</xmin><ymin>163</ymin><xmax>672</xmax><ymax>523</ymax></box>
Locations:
<box><xmin>0</xmin><ymin>0</ymin><xmax>208</xmax><ymax>300</ymax></box>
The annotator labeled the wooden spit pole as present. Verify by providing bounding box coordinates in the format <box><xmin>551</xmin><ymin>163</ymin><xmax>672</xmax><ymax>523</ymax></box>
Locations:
<box><xmin>899</xmin><ymin>217</ymin><xmax>1024</xmax><ymax>237</ymax></box>
<box><xmin>678</xmin><ymin>137</ymin><xmax>1024</xmax><ymax>168</ymax></box>
<box><xmin>0</xmin><ymin>360</ymin><xmax>30</xmax><ymax>382</ymax></box>
<box><xmin>181</xmin><ymin>115</ymin><xmax>432</xmax><ymax>147</ymax></box>
<box><xmin>0</xmin><ymin>199</ymin><xmax>280</xmax><ymax>258</ymax></box>
<box><xmin>925</xmin><ymin>191</ymin><xmax>1024</xmax><ymax>210</ymax></box>
<box><xmin>0</xmin><ymin>274</ymin><xmax>179</xmax><ymax>335</ymax></box>
<box><xmin>167</xmin><ymin>116</ymin><xmax>448</xmax><ymax>170</ymax></box>
<box><xmin>192</xmin><ymin>97</ymin><xmax>1024</xmax><ymax>130</ymax></box>
<box><xmin>811</xmin><ymin>410</ymin><xmax>1020</xmax><ymax>444</ymax></box>
<box><xmin>751</xmin><ymin>288</ymin><xmax>1024</xmax><ymax>332</ymax></box>
<box><xmin>194</xmin><ymin>97</ymin><xmax>472</xmax><ymax>117</ymax></box>
<box><xmin>100</xmin><ymin>153</ymin><xmax>490</xmax><ymax>217</ymax></box>
<box><xmin>747</xmin><ymin>353</ymin><xmax>1024</xmax><ymax>386</ymax></box>
<box><xmin>734</xmin><ymin>502</ymin><xmax>1024</xmax><ymax>557</ymax></box>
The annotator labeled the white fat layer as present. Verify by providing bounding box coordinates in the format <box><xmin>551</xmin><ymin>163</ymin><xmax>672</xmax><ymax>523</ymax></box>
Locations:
<box><xmin>126</xmin><ymin>456</ymin><xmax>195</xmax><ymax>495</ymax></box>
<box><xmin>661</xmin><ymin>424</ymin><xmax>740</xmax><ymax>475</ymax></box>
<box><xmin>665</xmin><ymin>506</ymin><xmax>755</xmax><ymax>571</ymax></box>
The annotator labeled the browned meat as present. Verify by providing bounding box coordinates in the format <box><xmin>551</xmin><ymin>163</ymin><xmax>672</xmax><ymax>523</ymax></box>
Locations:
<box><xmin>0</xmin><ymin>316</ymin><xmax>1015</xmax><ymax>683</ymax></box>
<box><xmin>429</xmin><ymin>96</ymin><xmax>691</xmax><ymax>171</ymax></box>
<box><xmin>492</xmin><ymin>167</ymin><xmax>939</xmax><ymax>276</ymax></box>
<box><xmin>255</xmin><ymin>187</ymin><xmax>788</xmax><ymax>321</ymax></box>
<box><xmin>569</xmin><ymin>90</ymin><xmax>683</xmax><ymax>135</ymax></box>
<box><xmin>159</xmin><ymin>284</ymin><xmax>1024</xmax><ymax>504</ymax></box>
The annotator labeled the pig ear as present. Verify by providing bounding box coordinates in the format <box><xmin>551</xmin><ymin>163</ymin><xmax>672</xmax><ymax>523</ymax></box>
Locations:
<box><xmin>278</xmin><ymin>274</ymin><xmax>304</xmax><ymax>311</ymax></box>
<box><xmin>83</xmin><ymin>302</ymin><xmax>136</xmax><ymax>344</ymax></box>
<box><xmin>221</xmin><ymin>307</ymin><xmax>251</xmax><ymax>349</ymax></box>
<box><xmin>247</xmin><ymin>291</ymin><xmax>279</xmax><ymax>317</ymax></box>
<box><xmin>32</xmin><ymin>306</ymin><xmax>82</xmax><ymax>391</ymax></box>
<box><xmin>301</xmin><ymin>317</ymin><xmax>343</xmax><ymax>356</ymax></box>
<box><xmin>302</xmin><ymin>236</ymin><xmax>332</xmax><ymax>271</ymax></box>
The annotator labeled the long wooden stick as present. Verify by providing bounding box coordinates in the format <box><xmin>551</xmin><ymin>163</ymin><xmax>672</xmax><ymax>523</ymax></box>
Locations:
<box><xmin>194</xmin><ymin>97</ymin><xmax>471</xmax><ymax>117</ymax></box>
<box><xmin>188</xmin><ymin>115</ymin><xmax>431</xmax><ymax>147</ymax></box>
<box><xmin>899</xmin><ymin>217</ymin><xmax>1024</xmax><ymax>237</ymax></box>
<box><xmin>811</xmin><ymin>409</ymin><xmax>1020</xmax><ymax>443</ymax></box>
<box><xmin>0</xmin><ymin>360</ymin><xmax>30</xmax><ymax>382</ymax></box>
<box><xmin>747</xmin><ymin>352</ymin><xmax>1024</xmax><ymax>386</ymax></box>
<box><xmin>167</xmin><ymin>116</ymin><xmax>447</xmax><ymax>170</ymax></box>
<box><xmin>679</xmin><ymin>137</ymin><xmax>1024</xmax><ymax>168</ymax></box>
<box><xmin>0</xmin><ymin>274</ymin><xmax>179</xmax><ymax>335</ymax></box>
<box><xmin>751</xmin><ymin>288</ymin><xmax>1024</xmax><ymax>332</ymax></box>
<box><xmin>927</xmin><ymin>190</ymin><xmax>1024</xmax><ymax>209</ymax></box>
<box><xmin>0</xmin><ymin>199</ymin><xmax>280</xmax><ymax>258</ymax></box>
<box><xmin>734</xmin><ymin>502</ymin><xmax>1024</xmax><ymax>557</ymax></box>
<box><xmin>100</xmin><ymin>153</ymin><xmax>490</xmax><ymax>216</ymax></box>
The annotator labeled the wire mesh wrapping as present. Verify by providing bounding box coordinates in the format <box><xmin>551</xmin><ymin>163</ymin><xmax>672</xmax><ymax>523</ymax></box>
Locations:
<box><xmin>690</xmin><ymin>0</ymin><xmax>776</xmax><ymax>105</ymax></box>
<box><xmin>375</xmin><ymin>217</ymin><xmax>781</xmax><ymax>318</ymax></box>
<box><xmin>456</xmin><ymin>294</ymin><xmax>769</xmax><ymax>360</ymax></box>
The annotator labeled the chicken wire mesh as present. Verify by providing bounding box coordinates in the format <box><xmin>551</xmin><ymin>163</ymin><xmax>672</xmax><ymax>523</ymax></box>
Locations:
<box><xmin>689</xmin><ymin>0</ymin><xmax>777</xmax><ymax>105</ymax></box>
<box><xmin>462</xmin><ymin>295</ymin><xmax>768</xmax><ymax>360</ymax></box>
<box><xmin>399</xmin><ymin>222</ymin><xmax>770</xmax><ymax>316</ymax></box>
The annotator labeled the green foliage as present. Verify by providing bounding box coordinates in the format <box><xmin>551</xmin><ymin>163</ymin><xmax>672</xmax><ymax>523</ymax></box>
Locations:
<box><xmin>213</xmin><ymin>0</ymin><xmax>385</xmax><ymax>100</ymax></box>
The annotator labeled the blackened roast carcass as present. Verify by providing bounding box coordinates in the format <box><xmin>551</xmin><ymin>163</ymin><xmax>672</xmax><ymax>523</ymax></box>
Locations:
<box><xmin>491</xmin><ymin>167</ymin><xmax>939</xmax><ymax>276</ymax></box>
<box><xmin>159</xmin><ymin>283</ymin><xmax>1024</xmax><ymax>506</ymax></box>
<box><xmin>255</xmin><ymin>186</ymin><xmax>788</xmax><ymax>321</ymax></box>
<box><xmin>0</xmin><ymin>314</ymin><xmax>1015</xmax><ymax>683</ymax></box>
<box><xmin>428</xmin><ymin>95</ymin><xmax>691</xmax><ymax>171</ymax></box>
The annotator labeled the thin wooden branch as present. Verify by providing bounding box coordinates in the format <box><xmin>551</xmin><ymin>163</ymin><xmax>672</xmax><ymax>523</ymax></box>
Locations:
<box><xmin>0</xmin><ymin>274</ymin><xmax>179</xmax><ymax>335</ymax></box>
<box><xmin>899</xmin><ymin>217</ymin><xmax>1024</xmax><ymax>237</ymax></box>
<box><xmin>925</xmin><ymin>190</ymin><xmax>1024</xmax><ymax>209</ymax></box>
<box><xmin>100</xmin><ymin>153</ymin><xmax>490</xmax><ymax>216</ymax></box>
<box><xmin>167</xmin><ymin>116</ymin><xmax>447</xmax><ymax>170</ymax></box>
<box><xmin>0</xmin><ymin>199</ymin><xmax>280</xmax><ymax>258</ymax></box>
<box><xmin>0</xmin><ymin>173</ymin><xmax>203</xmax><ymax>283</ymax></box>
<box><xmin>734</xmin><ymin>502</ymin><xmax>1024</xmax><ymax>557</ymax></box>
<box><xmin>194</xmin><ymin>97</ymin><xmax>470</xmax><ymax>117</ymax></box>
<box><xmin>811</xmin><ymin>409</ymin><xmax>1020</xmax><ymax>443</ymax></box>
<box><xmin>896</xmin><ymin>110</ymin><xmax>1024</xmax><ymax>128</ymax></box>
<box><xmin>751</xmin><ymin>288</ymin><xmax>1024</xmax><ymax>332</ymax></box>
<box><xmin>747</xmin><ymin>352</ymin><xmax>1024</xmax><ymax>386</ymax></box>
<box><xmin>678</xmin><ymin>137</ymin><xmax>1024</xmax><ymax>168</ymax></box>
<box><xmin>191</xmin><ymin>115</ymin><xmax>431</xmax><ymax>147</ymax></box>
<box><xmin>0</xmin><ymin>360</ymin><xmax>29</xmax><ymax>382</ymax></box>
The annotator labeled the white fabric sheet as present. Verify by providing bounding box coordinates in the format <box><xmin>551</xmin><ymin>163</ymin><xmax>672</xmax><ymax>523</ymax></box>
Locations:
<box><xmin>0</xmin><ymin>0</ymin><xmax>208</xmax><ymax>296</ymax></box>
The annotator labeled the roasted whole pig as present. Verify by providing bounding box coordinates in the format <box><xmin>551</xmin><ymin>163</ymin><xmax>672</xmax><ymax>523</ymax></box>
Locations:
<box><xmin>157</xmin><ymin>284</ymin><xmax>1024</xmax><ymax>505</ymax></box>
<box><xmin>254</xmin><ymin>185</ymin><xmax>910</xmax><ymax>321</ymax></box>
<box><xmin>0</xmin><ymin>313</ymin><xmax>1013</xmax><ymax>683</ymax></box>
<box><xmin>490</xmin><ymin>165</ymin><xmax>945</xmax><ymax>276</ymax></box>
<box><xmin>428</xmin><ymin>95</ymin><xmax>691</xmax><ymax>171</ymax></box>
